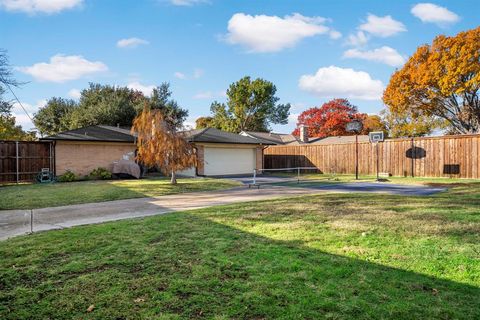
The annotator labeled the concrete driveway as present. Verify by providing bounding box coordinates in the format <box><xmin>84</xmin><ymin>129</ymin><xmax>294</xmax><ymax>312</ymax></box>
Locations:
<box><xmin>0</xmin><ymin>182</ymin><xmax>446</xmax><ymax>241</ymax></box>
<box><xmin>228</xmin><ymin>176</ymin><xmax>446</xmax><ymax>196</ymax></box>
<box><xmin>295</xmin><ymin>182</ymin><xmax>446</xmax><ymax>196</ymax></box>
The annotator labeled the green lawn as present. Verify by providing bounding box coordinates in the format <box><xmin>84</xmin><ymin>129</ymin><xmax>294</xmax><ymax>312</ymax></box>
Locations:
<box><xmin>0</xmin><ymin>177</ymin><xmax>240</xmax><ymax>210</ymax></box>
<box><xmin>1</xmin><ymin>181</ymin><xmax>479</xmax><ymax>319</ymax></box>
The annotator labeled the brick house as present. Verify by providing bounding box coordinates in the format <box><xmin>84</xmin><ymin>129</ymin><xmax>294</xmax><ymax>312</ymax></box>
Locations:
<box><xmin>42</xmin><ymin>126</ymin><xmax>269</xmax><ymax>177</ymax></box>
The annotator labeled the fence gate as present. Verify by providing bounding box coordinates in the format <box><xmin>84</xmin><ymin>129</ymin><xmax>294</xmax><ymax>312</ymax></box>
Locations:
<box><xmin>0</xmin><ymin>141</ymin><xmax>54</xmax><ymax>184</ymax></box>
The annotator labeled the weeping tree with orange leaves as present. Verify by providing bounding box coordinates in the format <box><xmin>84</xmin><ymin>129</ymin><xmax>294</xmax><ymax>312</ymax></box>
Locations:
<box><xmin>132</xmin><ymin>108</ymin><xmax>196</xmax><ymax>184</ymax></box>
<box><xmin>383</xmin><ymin>26</ymin><xmax>480</xmax><ymax>135</ymax></box>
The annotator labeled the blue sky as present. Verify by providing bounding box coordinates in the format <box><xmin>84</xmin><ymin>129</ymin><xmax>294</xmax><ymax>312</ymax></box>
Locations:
<box><xmin>1</xmin><ymin>0</ymin><xmax>477</xmax><ymax>133</ymax></box>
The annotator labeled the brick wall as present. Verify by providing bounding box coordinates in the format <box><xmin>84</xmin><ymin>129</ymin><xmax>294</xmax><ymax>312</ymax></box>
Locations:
<box><xmin>55</xmin><ymin>141</ymin><xmax>136</xmax><ymax>176</ymax></box>
<box><xmin>256</xmin><ymin>147</ymin><xmax>263</xmax><ymax>170</ymax></box>
<box><xmin>195</xmin><ymin>145</ymin><xmax>205</xmax><ymax>175</ymax></box>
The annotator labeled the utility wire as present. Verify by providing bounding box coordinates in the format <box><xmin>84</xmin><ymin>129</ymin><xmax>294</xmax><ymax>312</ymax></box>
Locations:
<box><xmin>1</xmin><ymin>79</ymin><xmax>35</xmax><ymax>124</ymax></box>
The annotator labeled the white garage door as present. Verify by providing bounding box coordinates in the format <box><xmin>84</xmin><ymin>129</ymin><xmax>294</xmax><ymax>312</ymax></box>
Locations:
<box><xmin>204</xmin><ymin>147</ymin><xmax>256</xmax><ymax>176</ymax></box>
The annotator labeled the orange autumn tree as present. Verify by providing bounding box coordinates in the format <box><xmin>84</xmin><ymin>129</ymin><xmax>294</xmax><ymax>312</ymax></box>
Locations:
<box><xmin>132</xmin><ymin>108</ymin><xmax>196</xmax><ymax>184</ymax></box>
<box><xmin>383</xmin><ymin>26</ymin><xmax>480</xmax><ymax>134</ymax></box>
<box><xmin>363</xmin><ymin>114</ymin><xmax>387</xmax><ymax>133</ymax></box>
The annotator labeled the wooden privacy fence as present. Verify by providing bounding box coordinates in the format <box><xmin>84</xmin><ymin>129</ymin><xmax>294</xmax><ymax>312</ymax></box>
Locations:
<box><xmin>0</xmin><ymin>141</ymin><xmax>54</xmax><ymax>183</ymax></box>
<box><xmin>264</xmin><ymin>134</ymin><xmax>480</xmax><ymax>179</ymax></box>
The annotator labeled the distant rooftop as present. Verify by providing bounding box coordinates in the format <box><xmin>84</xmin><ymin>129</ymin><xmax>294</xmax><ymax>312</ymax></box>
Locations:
<box><xmin>311</xmin><ymin>135</ymin><xmax>370</xmax><ymax>145</ymax></box>
<box><xmin>241</xmin><ymin>130</ymin><xmax>370</xmax><ymax>145</ymax></box>
<box><xmin>240</xmin><ymin>131</ymin><xmax>302</xmax><ymax>145</ymax></box>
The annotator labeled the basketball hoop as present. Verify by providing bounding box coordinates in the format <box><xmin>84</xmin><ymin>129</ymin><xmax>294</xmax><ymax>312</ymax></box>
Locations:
<box><xmin>369</xmin><ymin>131</ymin><xmax>384</xmax><ymax>143</ymax></box>
<box><xmin>346</xmin><ymin>120</ymin><xmax>363</xmax><ymax>180</ymax></box>
<box><xmin>369</xmin><ymin>131</ymin><xmax>385</xmax><ymax>181</ymax></box>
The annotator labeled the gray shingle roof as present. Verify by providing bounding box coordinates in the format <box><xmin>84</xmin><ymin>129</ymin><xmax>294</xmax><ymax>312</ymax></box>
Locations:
<box><xmin>184</xmin><ymin>128</ymin><xmax>269</xmax><ymax>145</ymax></box>
<box><xmin>42</xmin><ymin>126</ymin><xmax>268</xmax><ymax>145</ymax></box>
<box><xmin>41</xmin><ymin>125</ymin><xmax>135</xmax><ymax>142</ymax></box>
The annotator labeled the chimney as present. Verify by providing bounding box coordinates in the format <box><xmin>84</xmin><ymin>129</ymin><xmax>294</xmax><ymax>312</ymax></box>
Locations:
<box><xmin>299</xmin><ymin>125</ymin><xmax>309</xmax><ymax>143</ymax></box>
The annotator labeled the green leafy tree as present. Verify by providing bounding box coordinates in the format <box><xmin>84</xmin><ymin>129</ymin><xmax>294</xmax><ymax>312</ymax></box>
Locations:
<box><xmin>380</xmin><ymin>108</ymin><xmax>443</xmax><ymax>138</ymax></box>
<box><xmin>34</xmin><ymin>83</ymin><xmax>188</xmax><ymax>134</ymax></box>
<box><xmin>0</xmin><ymin>96</ymin><xmax>36</xmax><ymax>141</ymax></box>
<box><xmin>33</xmin><ymin>97</ymin><xmax>77</xmax><ymax>136</ymax></box>
<box><xmin>69</xmin><ymin>83</ymin><xmax>143</xmax><ymax>128</ymax></box>
<box><xmin>195</xmin><ymin>116</ymin><xmax>215</xmax><ymax>129</ymax></box>
<box><xmin>148</xmin><ymin>83</ymin><xmax>188</xmax><ymax>130</ymax></box>
<box><xmin>0</xmin><ymin>114</ymin><xmax>36</xmax><ymax>140</ymax></box>
<box><xmin>209</xmin><ymin>76</ymin><xmax>290</xmax><ymax>133</ymax></box>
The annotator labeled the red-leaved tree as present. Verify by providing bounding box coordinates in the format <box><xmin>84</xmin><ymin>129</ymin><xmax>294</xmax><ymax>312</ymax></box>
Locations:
<box><xmin>292</xmin><ymin>99</ymin><xmax>367</xmax><ymax>138</ymax></box>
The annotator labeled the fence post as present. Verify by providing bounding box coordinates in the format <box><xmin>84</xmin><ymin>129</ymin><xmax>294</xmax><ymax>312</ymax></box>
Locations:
<box><xmin>297</xmin><ymin>167</ymin><xmax>300</xmax><ymax>183</ymax></box>
<box><xmin>411</xmin><ymin>138</ymin><xmax>415</xmax><ymax>177</ymax></box>
<box><xmin>49</xmin><ymin>142</ymin><xmax>53</xmax><ymax>174</ymax></box>
<box><xmin>30</xmin><ymin>209</ymin><xmax>33</xmax><ymax>234</ymax></box>
<box><xmin>15</xmin><ymin>141</ymin><xmax>19</xmax><ymax>183</ymax></box>
<box><xmin>253</xmin><ymin>169</ymin><xmax>257</xmax><ymax>185</ymax></box>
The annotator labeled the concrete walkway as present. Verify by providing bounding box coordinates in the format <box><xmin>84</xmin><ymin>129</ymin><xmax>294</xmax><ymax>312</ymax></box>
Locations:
<box><xmin>0</xmin><ymin>183</ymin><xmax>446</xmax><ymax>241</ymax></box>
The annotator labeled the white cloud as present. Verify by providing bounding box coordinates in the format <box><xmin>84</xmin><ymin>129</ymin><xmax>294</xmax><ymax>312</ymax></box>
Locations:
<box><xmin>127</xmin><ymin>81</ymin><xmax>156</xmax><ymax>96</ymax></box>
<box><xmin>174</xmin><ymin>72</ymin><xmax>186</xmax><ymax>79</ymax></box>
<box><xmin>359</xmin><ymin>14</ymin><xmax>406</xmax><ymax>37</ymax></box>
<box><xmin>170</xmin><ymin>0</ymin><xmax>209</xmax><ymax>6</ymax></box>
<box><xmin>0</xmin><ymin>0</ymin><xmax>82</xmax><ymax>14</ymax></box>
<box><xmin>68</xmin><ymin>88</ymin><xmax>81</xmax><ymax>99</ymax></box>
<box><xmin>174</xmin><ymin>69</ymin><xmax>203</xmax><ymax>80</ymax></box>
<box><xmin>182</xmin><ymin>121</ymin><xmax>196</xmax><ymax>130</ymax></box>
<box><xmin>193</xmin><ymin>91</ymin><xmax>213</xmax><ymax>99</ymax></box>
<box><xmin>18</xmin><ymin>54</ymin><xmax>108</xmax><ymax>83</ymax></box>
<box><xmin>343</xmin><ymin>46</ymin><xmax>405</xmax><ymax>67</ymax></box>
<box><xmin>346</xmin><ymin>31</ymin><xmax>369</xmax><ymax>46</ymax></box>
<box><xmin>11</xmin><ymin>100</ymin><xmax>46</xmax><ymax>131</ymax></box>
<box><xmin>298</xmin><ymin>66</ymin><xmax>384</xmax><ymax>100</ymax></box>
<box><xmin>225</xmin><ymin>13</ymin><xmax>336</xmax><ymax>53</ymax></box>
<box><xmin>288</xmin><ymin>112</ymin><xmax>299</xmax><ymax>126</ymax></box>
<box><xmin>329</xmin><ymin>30</ymin><xmax>342</xmax><ymax>39</ymax></box>
<box><xmin>290</xmin><ymin>102</ymin><xmax>306</xmax><ymax>112</ymax></box>
<box><xmin>193</xmin><ymin>90</ymin><xmax>225</xmax><ymax>100</ymax></box>
<box><xmin>193</xmin><ymin>68</ymin><xmax>204</xmax><ymax>79</ymax></box>
<box><xmin>116</xmin><ymin>37</ymin><xmax>149</xmax><ymax>48</ymax></box>
<box><xmin>411</xmin><ymin>3</ymin><xmax>459</xmax><ymax>25</ymax></box>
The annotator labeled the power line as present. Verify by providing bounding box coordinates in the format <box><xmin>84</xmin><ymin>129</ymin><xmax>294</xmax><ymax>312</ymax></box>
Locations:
<box><xmin>0</xmin><ymin>76</ymin><xmax>36</xmax><ymax>130</ymax></box>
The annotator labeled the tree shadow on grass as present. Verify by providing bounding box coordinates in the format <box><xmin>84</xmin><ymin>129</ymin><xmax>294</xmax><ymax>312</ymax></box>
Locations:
<box><xmin>0</xmin><ymin>211</ymin><xmax>479</xmax><ymax>320</ymax></box>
